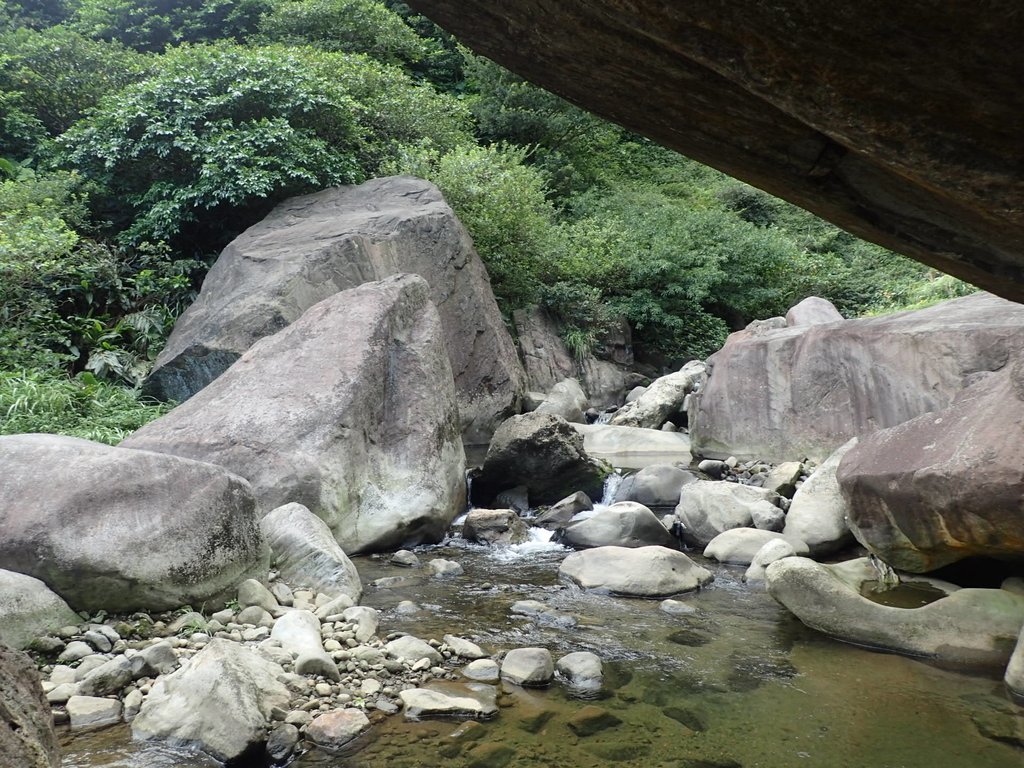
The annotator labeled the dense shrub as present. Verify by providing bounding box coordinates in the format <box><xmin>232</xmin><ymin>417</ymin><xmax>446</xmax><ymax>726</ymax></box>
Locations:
<box><xmin>257</xmin><ymin>0</ymin><xmax>430</xmax><ymax>65</ymax></box>
<box><xmin>0</xmin><ymin>26</ymin><xmax>147</xmax><ymax>136</ymax></box>
<box><xmin>60</xmin><ymin>43</ymin><xmax>471</xmax><ymax>249</ymax></box>
<box><xmin>70</xmin><ymin>0</ymin><xmax>273</xmax><ymax>51</ymax></box>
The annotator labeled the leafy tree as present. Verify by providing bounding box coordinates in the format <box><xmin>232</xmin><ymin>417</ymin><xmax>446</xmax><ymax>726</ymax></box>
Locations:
<box><xmin>71</xmin><ymin>0</ymin><xmax>273</xmax><ymax>52</ymax></box>
<box><xmin>0</xmin><ymin>26</ymin><xmax>148</xmax><ymax>136</ymax></box>
<box><xmin>59</xmin><ymin>43</ymin><xmax>470</xmax><ymax>250</ymax></box>
<box><xmin>2</xmin><ymin>0</ymin><xmax>74</xmax><ymax>29</ymax></box>
<box><xmin>382</xmin><ymin>1</ymin><xmax>465</xmax><ymax>90</ymax></box>
<box><xmin>464</xmin><ymin>53</ymin><xmax>623</xmax><ymax>199</ymax></box>
<box><xmin>257</xmin><ymin>0</ymin><xmax>430</xmax><ymax>66</ymax></box>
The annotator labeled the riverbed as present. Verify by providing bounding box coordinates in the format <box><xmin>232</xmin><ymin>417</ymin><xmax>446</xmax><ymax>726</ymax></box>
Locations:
<box><xmin>60</xmin><ymin>533</ymin><xmax>1023</xmax><ymax>768</ymax></box>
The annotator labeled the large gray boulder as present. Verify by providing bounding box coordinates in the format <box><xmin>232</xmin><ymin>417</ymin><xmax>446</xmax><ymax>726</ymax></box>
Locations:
<box><xmin>674</xmin><ymin>481</ymin><xmax>783</xmax><ymax>548</ymax></box>
<box><xmin>783</xmin><ymin>439</ymin><xmax>857</xmax><ymax>556</ymax></box>
<box><xmin>260</xmin><ymin>503</ymin><xmax>362</xmax><ymax>601</ymax></box>
<box><xmin>692</xmin><ymin>292</ymin><xmax>1024</xmax><ymax>463</ymax></box>
<box><xmin>609</xmin><ymin>361</ymin><xmax>705</xmax><ymax>429</ymax></box>
<box><xmin>132</xmin><ymin>639</ymin><xmax>291</xmax><ymax>763</ymax></box>
<box><xmin>614</xmin><ymin>464</ymin><xmax>699</xmax><ymax>510</ymax></box>
<box><xmin>0</xmin><ymin>434</ymin><xmax>265</xmax><ymax>613</ymax></box>
<box><xmin>767</xmin><ymin>558</ymin><xmax>1024</xmax><ymax>666</ymax></box>
<box><xmin>559</xmin><ymin>545</ymin><xmax>713</xmax><ymax>597</ymax></box>
<box><xmin>571</xmin><ymin>424</ymin><xmax>692</xmax><ymax>470</ymax></box>
<box><xmin>0</xmin><ymin>570</ymin><xmax>80</xmax><ymax>650</ymax></box>
<box><xmin>144</xmin><ymin>176</ymin><xmax>524</xmax><ymax>446</ymax></box>
<box><xmin>125</xmin><ymin>275</ymin><xmax>466</xmax><ymax>554</ymax></box>
<box><xmin>0</xmin><ymin>646</ymin><xmax>60</xmax><ymax>768</ymax></box>
<box><xmin>837</xmin><ymin>362</ymin><xmax>1024</xmax><ymax>571</ymax></box>
<box><xmin>472</xmin><ymin>412</ymin><xmax>605</xmax><ymax>507</ymax></box>
<box><xmin>559</xmin><ymin>502</ymin><xmax>677</xmax><ymax>550</ymax></box>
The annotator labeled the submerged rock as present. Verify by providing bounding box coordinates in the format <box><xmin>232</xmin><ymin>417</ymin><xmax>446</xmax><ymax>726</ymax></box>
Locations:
<box><xmin>766</xmin><ymin>557</ymin><xmax>1024</xmax><ymax>665</ymax></box>
<box><xmin>125</xmin><ymin>275</ymin><xmax>466</xmax><ymax>554</ymax></box>
<box><xmin>559</xmin><ymin>546</ymin><xmax>713</xmax><ymax>597</ymax></box>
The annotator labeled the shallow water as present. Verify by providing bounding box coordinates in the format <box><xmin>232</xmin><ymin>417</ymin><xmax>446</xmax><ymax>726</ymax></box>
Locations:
<box><xmin>61</xmin><ymin>540</ymin><xmax>1024</xmax><ymax>768</ymax></box>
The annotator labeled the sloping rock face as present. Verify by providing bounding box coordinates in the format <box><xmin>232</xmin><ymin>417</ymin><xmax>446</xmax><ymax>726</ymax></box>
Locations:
<box><xmin>837</xmin><ymin>362</ymin><xmax>1024</xmax><ymax>572</ymax></box>
<box><xmin>260</xmin><ymin>503</ymin><xmax>362</xmax><ymax>601</ymax></box>
<box><xmin>144</xmin><ymin>176</ymin><xmax>524</xmax><ymax>445</ymax></box>
<box><xmin>0</xmin><ymin>646</ymin><xmax>60</xmax><ymax>768</ymax></box>
<box><xmin>406</xmin><ymin>2</ymin><xmax>1024</xmax><ymax>302</ymax></box>
<box><xmin>691</xmin><ymin>293</ymin><xmax>1024</xmax><ymax>463</ymax></box>
<box><xmin>0</xmin><ymin>434</ymin><xmax>265</xmax><ymax>613</ymax></box>
<box><xmin>125</xmin><ymin>275</ymin><xmax>466</xmax><ymax>554</ymax></box>
<box><xmin>513</xmin><ymin>306</ymin><xmax>638</xmax><ymax>408</ymax></box>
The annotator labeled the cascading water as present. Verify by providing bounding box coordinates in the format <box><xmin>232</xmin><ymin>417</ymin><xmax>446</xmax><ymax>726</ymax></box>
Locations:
<box><xmin>568</xmin><ymin>469</ymin><xmax>624</xmax><ymax>523</ymax></box>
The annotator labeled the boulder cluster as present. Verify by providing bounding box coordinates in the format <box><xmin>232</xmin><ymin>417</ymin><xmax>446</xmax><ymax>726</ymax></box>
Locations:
<box><xmin>4</xmin><ymin>179</ymin><xmax>1024</xmax><ymax>767</ymax></box>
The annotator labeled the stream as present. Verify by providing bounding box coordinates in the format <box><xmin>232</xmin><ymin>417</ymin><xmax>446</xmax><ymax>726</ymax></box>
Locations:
<box><xmin>59</xmin><ymin>478</ymin><xmax>1023</xmax><ymax>768</ymax></box>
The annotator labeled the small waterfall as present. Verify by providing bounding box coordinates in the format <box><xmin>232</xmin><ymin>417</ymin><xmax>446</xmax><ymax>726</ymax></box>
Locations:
<box><xmin>600</xmin><ymin>471</ymin><xmax>624</xmax><ymax>506</ymax></box>
<box><xmin>868</xmin><ymin>554</ymin><xmax>900</xmax><ymax>591</ymax></box>
<box><xmin>596</xmin><ymin>410</ymin><xmax>614</xmax><ymax>424</ymax></box>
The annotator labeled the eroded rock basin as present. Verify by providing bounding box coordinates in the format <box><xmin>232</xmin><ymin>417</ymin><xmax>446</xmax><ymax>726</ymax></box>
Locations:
<box><xmin>61</xmin><ymin>542</ymin><xmax>1023</xmax><ymax>767</ymax></box>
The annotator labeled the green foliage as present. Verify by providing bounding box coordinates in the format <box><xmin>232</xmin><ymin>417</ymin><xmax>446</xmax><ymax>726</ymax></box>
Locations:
<box><xmin>0</xmin><ymin>26</ymin><xmax>148</xmax><ymax>136</ymax></box>
<box><xmin>0</xmin><ymin>369</ymin><xmax>173</xmax><ymax>444</ymax></box>
<box><xmin>383</xmin><ymin>142</ymin><xmax>560</xmax><ymax>310</ymax></box>
<box><xmin>463</xmin><ymin>53</ymin><xmax>623</xmax><ymax>199</ymax></box>
<box><xmin>60</xmin><ymin>42</ymin><xmax>470</xmax><ymax>249</ymax></box>
<box><xmin>0</xmin><ymin>89</ymin><xmax>47</xmax><ymax>160</ymax></box>
<box><xmin>71</xmin><ymin>0</ymin><xmax>273</xmax><ymax>52</ymax></box>
<box><xmin>257</xmin><ymin>0</ymin><xmax>430</xmax><ymax>65</ymax></box>
<box><xmin>0</xmin><ymin>171</ymin><xmax>199</xmax><ymax>381</ymax></box>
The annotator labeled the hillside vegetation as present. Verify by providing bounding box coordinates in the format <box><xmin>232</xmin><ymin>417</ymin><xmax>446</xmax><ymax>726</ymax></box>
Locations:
<box><xmin>0</xmin><ymin>0</ymin><xmax>974</xmax><ymax>439</ymax></box>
